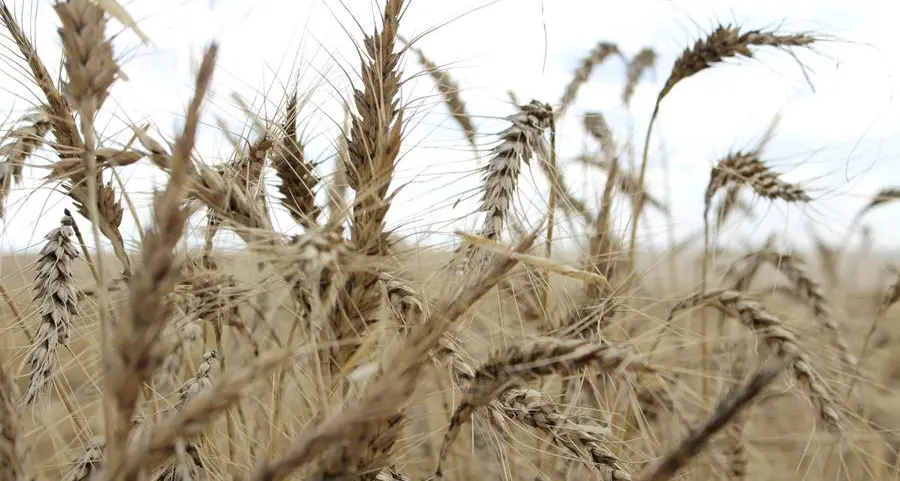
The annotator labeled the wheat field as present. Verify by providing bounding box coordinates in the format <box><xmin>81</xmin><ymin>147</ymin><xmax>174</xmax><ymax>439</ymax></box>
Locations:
<box><xmin>0</xmin><ymin>1</ymin><xmax>898</xmax><ymax>481</ymax></box>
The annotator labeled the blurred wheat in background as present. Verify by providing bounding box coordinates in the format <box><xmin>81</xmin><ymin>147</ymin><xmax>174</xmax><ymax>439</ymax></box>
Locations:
<box><xmin>0</xmin><ymin>0</ymin><xmax>899</xmax><ymax>480</ymax></box>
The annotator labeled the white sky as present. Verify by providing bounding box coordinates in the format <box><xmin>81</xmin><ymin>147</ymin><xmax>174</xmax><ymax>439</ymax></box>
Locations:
<box><xmin>0</xmin><ymin>0</ymin><xmax>898</xmax><ymax>256</ymax></box>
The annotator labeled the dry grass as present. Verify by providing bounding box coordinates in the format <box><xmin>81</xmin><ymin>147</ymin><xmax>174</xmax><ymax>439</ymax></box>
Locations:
<box><xmin>0</xmin><ymin>3</ymin><xmax>896</xmax><ymax>481</ymax></box>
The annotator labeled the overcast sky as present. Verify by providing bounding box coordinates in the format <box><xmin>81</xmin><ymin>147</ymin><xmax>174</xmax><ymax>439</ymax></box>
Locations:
<box><xmin>0</xmin><ymin>0</ymin><xmax>897</xmax><ymax>256</ymax></box>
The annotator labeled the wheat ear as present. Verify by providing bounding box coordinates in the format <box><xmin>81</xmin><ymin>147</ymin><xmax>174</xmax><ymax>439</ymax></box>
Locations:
<box><xmin>757</xmin><ymin>252</ymin><xmax>856</xmax><ymax>370</ymax></box>
<box><xmin>104</xmin><ymin>44</ymin><xmax>217</xmax><ymax>481</ymax></box>
<box><xmin>64</xmin><ymin>437</ymin><xmax>105</xmax><ymax>481</ymax></box>
<box><xmin>558</xmin><ymin>41</ymin><xmax>620</xmax><ymax>118</ymax></box>
<box><xmin>153</xmin><ymin>350</ymin><xmax>217</xmax><ymax>481</ymax></box>
<box><xmin>853</xmin><ymin>186</ymin><xmax>900</xmax><ymax>222</ymax></box>
<box><xmin>333</xmin><ymin>0</ymin><xmax>406</xmax><ymax>372</ymax></box>
<box><xmin>622</xmin><ymin>48</ymin><xmax>656</xmax><ymax>106</ymax></box>
<box><xmin>273</xmin><ymin>93</ymin><xmax>320</xmax><ymax>227</ymax></box>
<box><xmin>498</xmin><ymin>387</ymin><xmax>631</xmax><ymax>480</ymax></box>
<box><xmin>405</xmin><ymin>39</ymin><xmax>477</xmax><ymax>152</ymax></box>
<box><xmin>0</xmin><ymin>110</ymin><xmax>50</xmax><ymax>217</ymax></box>
<box><xmin>630</xmin><ymin>25</ymin><xmax>815</xmax><ymax>276</ymax></box>
<box><xmin>23</xmin><ymin>210</ymin><xmax>79</xmax><ymax>404</ymax></box>
<box><xmin>437</xmin><ymin>338</ymin><xmax>656</xmax><ymax>476</ymax></box>
<box><xmin>668</xmin><ymin>290</ymin><xmax>841</xmax><ymax>432</ymax></box>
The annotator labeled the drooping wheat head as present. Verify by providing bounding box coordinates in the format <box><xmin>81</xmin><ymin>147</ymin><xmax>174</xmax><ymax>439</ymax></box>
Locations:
<box><xmin>668</xmin><ymin>289</ymin><xmax>841</xmax><ymax>432</ymax></box>
<box><xmin>559</xmin><ymin>41</ymin><xmax>621</xmax><ymax>117</ymax></box>
<box><xmin>0</xmin><ymin>110</ymin><xmax>50</xmax><ymax>217</ymax></box>
<box><xmin>622</xmin><ymin>48</ymin><xmax>656</xmax><ymax>106</ymax></box>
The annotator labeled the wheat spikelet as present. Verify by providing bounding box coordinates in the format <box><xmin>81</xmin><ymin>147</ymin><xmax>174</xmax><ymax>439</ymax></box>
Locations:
<box><xmin>326</xmin><ymin>109</ymin><xmax>351</xmax><ymax>229</ymax></box>
<box><xmin>273</xmin><ymin>93</ymin><xmax>320</xmax><ymax>227</ymax></box>
<box><xmin>382</xmin><ymin>272</ymin><xmax>427</xmax><ymax>329</ymax></box>
<box><xmin>497</xmin><ymin>387</ymin><xmax>631</xmax><ymax>480</ymax></box>
<box><xmin>277</xmin><ymin>225</ymin><xmax>349</xmax><ymax>336</ymax></box>
<box><xmin>407</xmin><ymin>41</ymin><xmax>477</xmax><ymax>151</ymax></box>
<box><xmin>553</xmin><ymin>298</ymin><xmax>619</xmax><ymax>340</ymax></box>
<box><xmin>0</xmin><ymin>110</ymin><xmax>50</xmax><ymax>217</ymax></box>
<box><xmin>581</xmin><ymin>119</ymin><xmax>622</xmax><ymax>301</ymax></box>
<box><xmin>622</xmin><ymin>48</ymin><xmax>656</xmax><ymax>106</ymax></box>
<box><xmin>312</xmin><ymin>413</ymin><xmax>405</xmax><ymax>480</ymax></box>
<box><xmin>668</xmin><ymin>289</ymin><xmax>841</xmax><ymax>432</ymax></box>
<box><xmin>724</xmin><ymin>235</ymin><xmax>777</xmax><ymax>292</ymax></box>
<box><xmin>720</xmin><ymin>411</ymin><xmax>749</xmax><ymax>480</ymax></box>
<box><xmin>23</xmin><ymin>211</ymin><xmax>79</xmax><ymax>404</ymax></box>
<box><xmin>64</xmin><ymin>437</ymin><xmax>105</xmax><ymax>481</ymax></box>
<box><xmin>878</xmin><ymin>273</ymin><xmax>900</xmax><ymax>316</ymax></box>
<box><xmin>559</xmin><ymin>41</ymin><xmax>620</xmax><ymax>117</ymax></box>
<box><xmin>205</xmin><ymin>130</ymin><xmax>274</xmax><ymax>244</ymax></box>
<box><xmin>49</xmin><ymin>147</ymin><xmax>144</xmax><ymax>181</ymax></box>
<box><xmin>437</xmin><ymin>338</ymin><xmax>655</xmax><ymax>475</ymax></box>
<box><xmin>535</xmin><ymin>139</ymin><xmax>591</xmax><ymax>224</ymax></box>
<box><xmin>637</xmin><ymin>358</ymin><xmax>790</xmax><ymax>481</ymax></box>
<box><xmin>809</xmin><ymin>229</ymin><xmax>838</xmax><ymax>287</ymax></box>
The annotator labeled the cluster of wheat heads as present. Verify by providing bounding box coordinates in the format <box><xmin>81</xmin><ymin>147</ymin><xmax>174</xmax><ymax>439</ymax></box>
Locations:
<box><xmin>0</xmin><ymin>1</ymin><xmax>898</xmax><ymax>480</ymax></box>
